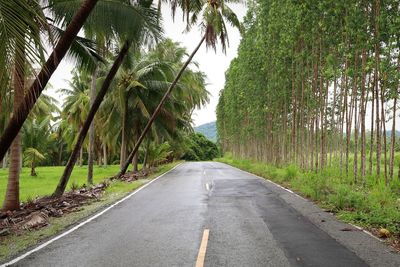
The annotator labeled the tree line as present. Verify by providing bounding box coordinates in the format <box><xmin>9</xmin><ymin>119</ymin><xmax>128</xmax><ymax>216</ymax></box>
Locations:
<box><xmin>217</xmin><ymin>0</ymin><xmax>400</xmax><ymax>186</ymax></box>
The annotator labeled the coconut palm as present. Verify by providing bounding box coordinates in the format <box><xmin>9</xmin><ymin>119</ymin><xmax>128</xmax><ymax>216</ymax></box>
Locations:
<box><xmin>22</xmin><ymin>116</ymin><xmax>53</xmax><ymax>176</ymax></box>
<box><xmin>53</xmin><ymin>0</ymin><xmax>162</xmax><ymax>197</ymax></box>
<box><xmin>0</xmin><ymin>0</ymin><xmax>98</xmax><ymax>164</ymax></box>
<box><xmin>1</xmin><ymin>0</ymin><xmax>104</xmax><ymax>211</ymax></box>
<box><xmin>118</xmin><ymin>1</ymin><xmax>241</xmax><ymax>175</ymax></box>
<box><xmin>0</xmin><ymin>0</ymin><xmax>48</xmax><ymax>211</ymax></box>
<box><xmin>59</xmin><ymin>70</ymin><xmax>91</xmax><ymax>166</ymax></box>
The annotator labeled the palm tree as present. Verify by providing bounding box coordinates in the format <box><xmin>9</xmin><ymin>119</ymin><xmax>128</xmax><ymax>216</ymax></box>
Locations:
<box><xmin>115</xmin><ymin>53</ymin><xmax>174</xmax><ymax>169</ymax></box>
<box><xmin>22</xmin><ymin>116</ymin><xmax>53</xmax><ymax>176</ymax></box>
<box><xmin>119</xmin><ymin>0</ymin><xmax>241</xmax><ymax>175</ymax></box>
<box><xmin>0</xmin><ymin>0</ymin><xmax>48</xmax><ymax>212</ymax></box>
<box><xmin>0</xmin><ymin>0</ymin><xmax>103</xmax><ymax>211</ymax></box>
<box><xmin>53</xmin><ymin>1</ymin><xmax>162</xmax><ymax>197</ymax></box>
<box><xmin>59</xmin><ymin>70</ymin><xmax>91</xmax><ymax>166</ymax></box>
<box><xmin>0</xmin><ymin>0</ymin><xmax>98</xmax><ymax>164</ymax></box>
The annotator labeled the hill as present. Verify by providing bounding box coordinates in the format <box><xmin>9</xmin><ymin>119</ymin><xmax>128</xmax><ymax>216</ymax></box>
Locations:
<box><xmin>194</xmin><ymin>121</ymin><xmax>217</xmax><ymax>142</ymax></box>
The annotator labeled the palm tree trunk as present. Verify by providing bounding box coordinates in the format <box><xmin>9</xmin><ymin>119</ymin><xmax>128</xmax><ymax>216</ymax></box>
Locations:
<box><xmin>58</xmin><ymin>143</ymin><xmax>63</xmax><ymax>166</ymax></box>
<box><xmin>143</xmin><ymin>140</ymin><xmax>150</xmax><ymax>170</ymax></box>
<box><xmin>88</xmin><ymin>65</ymin><xmax>98</xmax><ymax>184</ymax></box>
<box><xmin>31</xmin><ymin>159</ymin><xmax>36</xmax><ymax>177</ymax></box>
<box><xmin>3</xmin><ymin>40</ymin><xmax>25</xmax><ymax>211</ymax></box>
<box><xmin>120</xmin><ymin>100</ymin><xmax>128</xmax><ymax>168</ymax></box>
<box><xmin>132</xmin><ymin>152</ymin><xmax>139</xmax><ymax>172</ymax></box>
<box><xmin>0</xmin><ymin>0</ymin><xmax>99</xmax><ymax>162</ymax></box>
<box><xmin>79</xmin><ymin>147</ymin><xmax>83</xmax><ymax>167</ymax></box>
<box><xmin>103</xmin><ymin>144</ymin><xmax>107</xmax><ymax>167</ymax></box>
<box><xmin>53</xmin><ymin>40</ymin><xmax>131</xmax><ymax>197</ymax></box>
<box><xmin>1</xmin><ymin>151</ymin><xmax>7</xmax><ymax>169</ymax></box>
<box><xmin>118</xmin><ymin>36</ymin><xmax>206</xmax><ymax>176</ymax></box>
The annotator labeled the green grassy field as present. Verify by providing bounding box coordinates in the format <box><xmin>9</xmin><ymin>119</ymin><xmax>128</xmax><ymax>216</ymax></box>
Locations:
<box><xmin>217</xmin><ymin>154</ymin><xmax>400</xmax><ymax>236</ymax></box>
<box><xmin>0</xmin><ymin>165</ymin><xmax>135</xmax><ymax>206</ymax></box>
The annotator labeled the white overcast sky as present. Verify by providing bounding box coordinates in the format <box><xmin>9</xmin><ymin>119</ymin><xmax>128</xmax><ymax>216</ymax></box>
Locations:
<box><xmin>48</xmin><ymin>3</ymin><xmax>248</xmax><ymax>127</ymax></box>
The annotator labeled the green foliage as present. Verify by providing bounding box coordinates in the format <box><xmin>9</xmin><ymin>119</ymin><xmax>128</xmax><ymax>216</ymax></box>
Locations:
<box><xmin>146</xmin><ymin>142</ymin><xmax>173</xmax><ymax>167</ymax></box>
<box><xmin>182</xmin><ymin>133</ymin><xmax>220</xmax><ymax>161</ymax></box>
<box><xmin>284</xmin><ymin>165</ymin><xmax>298</xmax><ymax>181</ymax></box>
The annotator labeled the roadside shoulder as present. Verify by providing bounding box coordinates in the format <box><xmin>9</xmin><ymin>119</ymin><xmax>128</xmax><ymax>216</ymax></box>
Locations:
<box><xmin>218</xmin><ymin>162</ymin><xmax>400</xmax><ymax>267</ymax></box>
<box><xmin>0</xmin><ymin>162</ymin><xmax>182</xmax><ymax>266</ymax></box>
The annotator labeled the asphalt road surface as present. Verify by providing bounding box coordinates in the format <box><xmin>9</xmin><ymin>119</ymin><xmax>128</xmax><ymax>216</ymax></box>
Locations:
<box><xmin>6</xmin><ymin>162</ymin><xmax>400</xmax><ymax>266</ymax></box>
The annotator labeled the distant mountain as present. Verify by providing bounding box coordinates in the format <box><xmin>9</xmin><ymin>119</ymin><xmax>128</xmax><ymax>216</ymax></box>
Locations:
<box><xmin>194</xmin><ymin>121</ymin><xmax>217</xmax><ymax>142</ymax></box>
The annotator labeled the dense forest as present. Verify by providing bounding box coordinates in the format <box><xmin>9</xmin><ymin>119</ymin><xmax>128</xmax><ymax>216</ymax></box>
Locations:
<box><xmin>217</xmin><ymin>0</ymin><xmax>400</xmax><ymax>186</ymax></box>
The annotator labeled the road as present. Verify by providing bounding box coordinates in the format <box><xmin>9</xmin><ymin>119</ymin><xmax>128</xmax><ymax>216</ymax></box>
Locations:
<box><xmin>6</xmin><ymin>162</ymin><xmax>400</xmax><ymax>266</ymax></box>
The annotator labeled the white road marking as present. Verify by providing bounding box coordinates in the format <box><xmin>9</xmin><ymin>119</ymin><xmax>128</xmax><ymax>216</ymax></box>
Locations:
<box><xmin>205</xmin><ymin>183</ymin><xmax>210</xmax><ymax>191</ymax></box>
<box><xmin>1</xmin><ymin>163</ymin><xmax>182</xmax><ymax>267</ymax></box>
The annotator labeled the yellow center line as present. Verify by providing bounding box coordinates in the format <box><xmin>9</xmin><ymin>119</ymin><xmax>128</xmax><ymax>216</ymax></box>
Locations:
<box><xmin>195</xmin><ymin>229</ymin><xmax>210</xmax><ymax>267</ymax></box>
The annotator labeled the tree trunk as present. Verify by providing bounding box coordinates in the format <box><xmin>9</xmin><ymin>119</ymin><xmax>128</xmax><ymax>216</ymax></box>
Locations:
<box><xmin>58</xmin><ymin>143</ymin><xmax>63</xmax><ymax>166</ymax></box>
<box><xmin>53</xmin><ymin>40</ymin><xmax>131</xmax><ymax>197</ymax></box>
<box><xmin>88</xmin><ymin>65</ymin><xmax>98</xmax><ymax>184</ymax></box>
<box><xmin>369</xmin><ymin>80</ymin><xmax>375</xmax><ymax>175</ymax></box>
<box><xmin>353</xmin><ymin>52</ymin><xmax>359</xmax><ymax>184</ymax></box>
<box><xmin>118</xmin><ymin>36</ymin><xmax>206</xmax><ymax>176</ymax></box>
<box><xmin>3</xmin><ymin>40</ymin><xmax>25</xmax><ymax>211</ymax></box>
<box><xmin>374</xmin><ymin>0</ymin><xmax>381</xmax><ymax>179</ymax></box>
<box><xmin>143</xmin><ymin>140</ymin><xmax>150</xmax><ymax>169</ymax></box>
<box><xmin>103</xmin><ymin>144</ymin><xmax>107</xmax><ymax>167</ymax></box>
<box><xmin>120</xmin><ymin>100</ymin><xmax>128</xmax><ymax>168</ymax></box>
<box><xmin>1</xmin><ymin>151</ymin><xmax>7</xmax><ymax>169</ymax></box>
<box><xmin>0</xmin><ymin>0</ymin><xmax>99</xmax><ymax>162</ymax></box>
<box><xmin>381</xmin><ymin>84</ymin><xmax>388</xmax><ymax>185</ymax></box>
<box><xmin>389</xmin><ymin>97</ymin><xmax>397</xmax><ymax>180</ymax></box>
<box><xmin>30</xmin><ymin>160</ymin><xmax>36</xmax><ymax>177</ymax></box>
<box><xmin>132</xmin><ymin>151</ymin><xmax>139</xmax><ymax>172</ymax></box>
<box><xmin>360</xmin><ymin>50</ymin><xmax>367</xmax><ymax>186</ymax></box>
<box><xmin>375</xmin><ymin>76</ymin><xmax>381</xmax><ymax>178</ymax></box>
<box><xmin>79</xmin><ymin>146</ymin><xmax>83</xmax><ymax>167</ymax></box>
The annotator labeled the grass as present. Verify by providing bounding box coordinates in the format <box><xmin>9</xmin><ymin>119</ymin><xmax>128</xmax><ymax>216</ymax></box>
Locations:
<box><xmin>0</xmin><ymin>165</ymin><xmax>132</xmax><ymax>206</ymax></box>
<box><xmin>0</xmin><ymin>161</ymin><xmax>180</xmax><ymax>263</ymax></box>
<box><xmin>216</xmin><ymin>154</ymin><xmax>400</xmax><ymax>236</ymax></box>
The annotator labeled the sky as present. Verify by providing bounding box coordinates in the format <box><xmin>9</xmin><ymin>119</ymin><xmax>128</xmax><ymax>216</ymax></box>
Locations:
<box><xmin>47</xmin><ymin>3</ymin><xmax>248</xmax><ymax>127</ymax></box>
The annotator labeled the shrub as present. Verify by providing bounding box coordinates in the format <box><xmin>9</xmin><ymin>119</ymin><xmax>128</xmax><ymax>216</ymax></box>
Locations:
<box><xmin>284</xmin><ymin>165</ymin><xmax>298</xmax><ymax>181</ymax></box>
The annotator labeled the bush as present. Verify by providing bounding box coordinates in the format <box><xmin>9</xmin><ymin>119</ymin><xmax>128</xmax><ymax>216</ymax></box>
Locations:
<box><xmin>284</xmin><ymin>165</ymin><xmax>298</xmax><ymax>181</ymax></box>
<box><xmin>182</xmin><ymin>133</ymin><xmax>220</xmax><ymax>161</ymax></box>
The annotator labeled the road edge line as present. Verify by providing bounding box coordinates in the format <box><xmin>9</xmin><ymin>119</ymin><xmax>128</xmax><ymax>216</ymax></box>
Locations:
<box><xmin>217</xmin><ymin>162</ymin><xmax>305</xmax><ymax>199</ymax></box>
<box><xmin>2</xmin><ymin>163</ymin><xmax>182</xmax><ymax>267</ymax></box>
<box><xmin>216</xmin><ymin>162</ymin><xmax>385</xmax><ymax>244</ymax></box>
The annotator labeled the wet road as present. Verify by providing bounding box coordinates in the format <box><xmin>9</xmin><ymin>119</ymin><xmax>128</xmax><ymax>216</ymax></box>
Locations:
<box><xmin>7</xmin><ymin>162</ymin><xmax>400</xmax><ymax>266</ymax></box>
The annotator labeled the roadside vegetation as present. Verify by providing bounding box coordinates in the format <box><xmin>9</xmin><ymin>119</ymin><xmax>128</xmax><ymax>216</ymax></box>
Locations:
<box><xmin>182</xmin><ymin>133</ymin><xmax>220</xmax><ymax>161</ymax></box>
